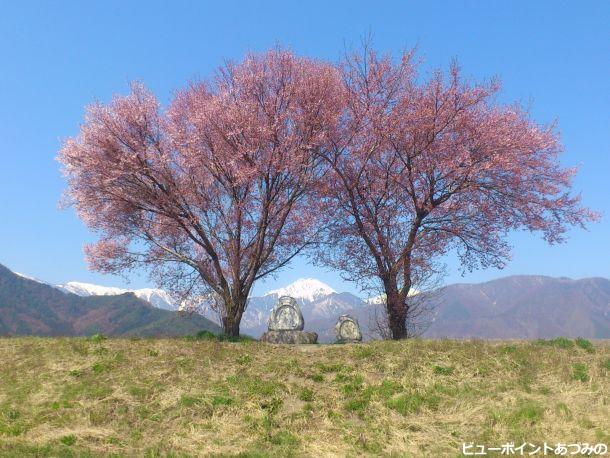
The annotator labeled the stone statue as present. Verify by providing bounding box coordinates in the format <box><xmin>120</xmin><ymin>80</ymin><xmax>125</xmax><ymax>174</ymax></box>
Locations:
<box><xmin>267</xmin><ymin>296</ymin><xmax>304</xmax><ymax>331</ymax></box>
<box><xmin>335</xmin><ymin>314</ymin><xmax>362</xmax><ymax>343</ymax></box>
<box><xmin>261</xmin><ymin>295</ymin><xmax>317</xmax><ymax>344</ymax></box>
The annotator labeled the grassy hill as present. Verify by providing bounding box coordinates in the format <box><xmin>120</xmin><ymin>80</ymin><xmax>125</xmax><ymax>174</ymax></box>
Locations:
<box><xmin>0</xmin><ymin>337</ymin><xmax>608</xmax><ymax>457</ymax></box>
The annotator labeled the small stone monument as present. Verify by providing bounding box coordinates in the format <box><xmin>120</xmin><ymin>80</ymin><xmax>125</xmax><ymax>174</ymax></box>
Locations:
<box><xmin>261</xmin><ymin>296</ymin><xmax>318</xmax><ymax>344</ymax></box>
<box><xmin>268</xmin><ymin>296</ymin><xmax>304</xmax><ymax>331</ymax></box>
<box><xmin>335</xmin><ymin>314</ymin><xmax>362</xmax><ymax>343</ymax></box>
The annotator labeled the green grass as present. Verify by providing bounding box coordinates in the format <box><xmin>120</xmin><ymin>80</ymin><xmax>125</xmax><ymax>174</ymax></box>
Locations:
<box><xmin>386</xmin><ymin>391</ymin><xmax>438</xmax><ymax>415</ymax></box>
<box><xmin>536</xmin><ymin>336</ymin><xmax>575</xmax><ymax>349</ymax></box>
<box><xmin>0</xmin><ymin>337</ymin><xmax>608</xmax><ymax>457</ymax></box>
<box><xmin>308</xmin><ymin>373</ymin><xmax>324</xmax><ymax>383</ymax></box>
<box><xmin>507</xmin><ymin>400</ymin><xmax>545</xmax><ymax>426</ymax></box>
<box><xmin>184</xmin><ymin>330</ymin><xmax>257</xmax><ymax>343</ymax></box>
<box><xmin>575</xmin><ymin>337</ymin><xmax>595</xmax><ymax>353</ymax></box>
<box><xmin>297</xmin><ymin>388</ymin><xmax>314</xmax><ymax>402</ymax></box>
<box><xmin>572</xmin><ymin>362</ymin><xmax>590</xmax><ymax>382</ymax></box>
<box><xmin>59</xmin><ymin>434</ymin><xmax>77</xmax><ymax>446</ymax></box>
<box><xmin>86</xmin><ymin>333</ymin><xmax>107</xmax><ymax>343</ymax></box>
<box><xmin>432</xmin><ymin>364</ymin><xmax>455</xmax><ymax>375</ymax></box>
<box><xmin>212</xmin><ymin>395</ymin><xmax>234</xmax><ymax>406</ymax></box>
<box><xmin>179</xmin><ymin>394</ymin><xmax>203</xmax><ymax>407</ymax></box>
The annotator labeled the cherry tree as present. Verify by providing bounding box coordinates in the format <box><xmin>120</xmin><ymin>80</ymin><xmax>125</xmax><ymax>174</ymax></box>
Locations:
<box><xmin>317</xmin><ymin>49</ymin><xmax>597</xmax><ymax>339</ymax></box>
<box><xmin>59</xmin><ymin>50</ymin><xmax>341</xmax><ymax>336</ymax></box>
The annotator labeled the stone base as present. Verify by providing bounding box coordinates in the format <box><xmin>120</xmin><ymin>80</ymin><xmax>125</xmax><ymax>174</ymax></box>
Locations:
<box><xmin>260</xmin><ymin>330</ymin><xmax>318</xmax><ymax>344</ymax></box>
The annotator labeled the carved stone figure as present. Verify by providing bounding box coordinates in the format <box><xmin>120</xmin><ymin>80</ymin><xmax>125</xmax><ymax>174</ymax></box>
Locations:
<box><xmin>335</xmin><ymin>314</ymin><xmax>362</xmax><ymax>343</ymax></box>
<box><xmin>261</xmin><ymin>295</ymin><xmax>317</xmax><ymax>344</ymax></box>
<box><xmin>267</xmin><ymin>296</ymin><xmax>304</xmax><ymax>331</ymax></box>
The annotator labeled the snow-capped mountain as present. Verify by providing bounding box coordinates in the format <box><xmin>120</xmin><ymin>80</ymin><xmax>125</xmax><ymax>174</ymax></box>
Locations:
<box><xmin>133</xmin><ymin>288</ymin><xmax>177</xmax><ymax>310</ymax></box>
<box><xmin>1</xmin><ymin>264</ymin><xmax>221</xmax><ymax>336</ymax></box>
<box><xmin>365</xmin><ymin>294</ymin><xmax>386</xmax><ymax>305</ymax></box>
<box><xmin>55</xmin><ymin>282</ymin><xmax>177</xmax><ymax>310</ymax></box>
<box><xmin>365</xmin><ymin>289</ymin><xmax>419</xmax><ymax>305</ymax></box>
<box><xmin>237</xmin><ymin>280</ymin><xmax>368</xmax><ymax>339</ymax></box>
<box><xmin>244</xmin><ymin>279</ymin><xmax>359</xmax><ymax>326</ymax></box>
<box><xmin>17</xmin><ymin>273</ymin><xmax>353</xmax><ymax>319</ymax></box>
<box><xmin>14</xmin><ymin>272</ymin><xmax>44</xmax><ymax>283</ymax></box>
<box><xmin>7</xmin><ymin>264</ymin><xmax>609</xmax><ymax>340</ymax></box>
<box><xmin>264</xmin><ymin>278</ymin><xmax>336</xmax><ymax>302</ymax></box>
<box><xmin>56</xmin><ymin>281</ymin><xmax>129</xmax><ymax>297</ymax></box>
<box><xmin>11</xmin><ymin>272</ymin><xmax>377</xmax><ymax>339</ymax></box>
<box><xmin>24</xmin><ymin>275</ymin><xmax>356</xmax><ymax>321</ymax></box>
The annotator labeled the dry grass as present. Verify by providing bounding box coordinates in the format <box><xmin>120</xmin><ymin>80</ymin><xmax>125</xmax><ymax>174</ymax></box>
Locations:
<box><xmin>0</xmin><ymin>337</ymin><xmax>608</xmax><ymax>457</ymax></box>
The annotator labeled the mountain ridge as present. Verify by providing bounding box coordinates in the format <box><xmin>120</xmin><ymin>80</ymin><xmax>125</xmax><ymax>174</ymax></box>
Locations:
<box><xmin>0</xmin><ymin>264</ymin><xmax>221</xmax><ymax>337</ymax></box>
<box><xmin>264</xmin><ymin>278</ymin><xmax>337</xmax><ymax>302</ymax></box>
<box><xmin>3</xmin><ymin>264</ymin><xmax>609</xmax><ymax>341</ymax></box>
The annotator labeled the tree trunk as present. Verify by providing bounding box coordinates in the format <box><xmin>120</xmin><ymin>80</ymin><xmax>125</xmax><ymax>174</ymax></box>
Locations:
<box><xmin>222</xmin><ymin>315</ymin><xmax>241</xmax><ymax>337</ymax></box>
<box><xmin>386</xmin><ymin>297</ymin><xmax>408</xmax><ymax>339</ymax></box>
<box><xmin>221</xmin><ymin>296</ymin><xmax>246</xmax><ymax>337</ymax></box>
<box><xmin>384</xmin><ymin>276</ymin><xmax>409</xmax><ymax>340</ymax></box>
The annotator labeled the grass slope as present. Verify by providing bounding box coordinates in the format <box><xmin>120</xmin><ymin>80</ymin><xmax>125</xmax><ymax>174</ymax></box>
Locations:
<box><xmin>0</xmin><ymin>337</ymin><xmax>608</xmax><ymax>457</ymax></box>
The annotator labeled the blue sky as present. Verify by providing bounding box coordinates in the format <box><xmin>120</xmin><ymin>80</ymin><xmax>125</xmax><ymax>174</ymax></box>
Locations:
<box><xmin>1</xmin><ymin>1</ymin><xmax>608</xmax><ymax>296</ymax></box>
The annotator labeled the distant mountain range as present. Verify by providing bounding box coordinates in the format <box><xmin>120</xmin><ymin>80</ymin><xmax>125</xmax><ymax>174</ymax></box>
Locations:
<box><xmin>427</xmin><ymin>275</ymin><xmax>610</xmax><ymax>339</ymax></box>
<box><xmin>13</xmin><ymin>273</ymin><xmax>177</xmax><ymax>311</ymax></box>
<box><xmin>0</xmin><ymin>264</ymin><xmax>220</xmax><ymax>337</ymax></box>
<box><xmin>1</xmin><ymin>263</ymin><xmax>609</xmax><ymax>340</ymax></box>
<box><xmin>210</xmin><ymin>276</ymin><xmax>610</xmax><ymax>341</ymax></box>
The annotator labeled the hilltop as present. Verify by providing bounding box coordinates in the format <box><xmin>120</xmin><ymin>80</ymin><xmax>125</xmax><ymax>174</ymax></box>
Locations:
<box><xmin>0</xmin><ymin>337</ymin><xmax>608</xmax><ymax>456</ymax></box>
